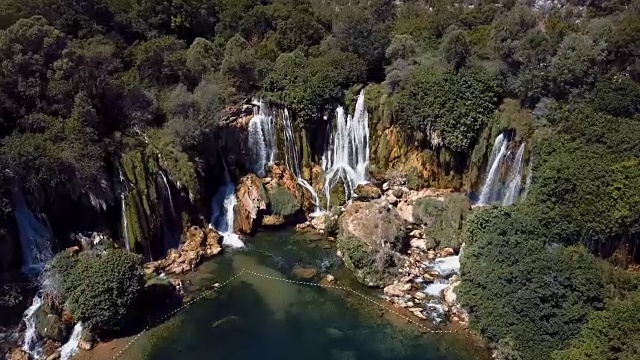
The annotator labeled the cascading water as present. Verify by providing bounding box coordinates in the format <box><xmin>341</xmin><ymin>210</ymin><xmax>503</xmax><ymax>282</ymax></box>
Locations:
<box><xmin>22</xmin><ymin>294</ymin><xmax>44</xmax><ymax>359</ymax></box>
<box><xmin>158</xmin><ymin>171</ymin><xmax>179</xmax><ymax>250</ymax></box>
<box><xmin>59</xmin><ymin>323</ymin><xmax>82</xmax><ymax>360</ymax></box>
<box><xmin>322</xmin><ymin>90</ymin><xmax>370</xmax><ymax>207</ymax></box>
<box><xmin>120</xmin><ymin>195</ymin><xmax>131</xmax><ymax>252</ymax></box>
<box><xmin>502</xmin><ymin>143</ymin><xmax>526</xmax><ymax>206</ymax></box>
<box><xmin>10</xmin><ymin>187</ymin><xmax>53</xmax><ymax>273</ymax></box>
<box><xmin>477</xmin><ymin>133</ymin><xmax>509</xmax><ymax>205</ymax></box>
<box><xmin>248</xmin><ymin>100</ymin><xmax>276</xmax><ymax>177</ymax></box>
<box><xmin>210</xmin><ymin>164</ymin><xmax>244</xmax><ymax>248</ymax></box>
<box><xmin>282</xmin><ymin>108</ymin><xmax>322</xmax><ymax>214</ymax></box>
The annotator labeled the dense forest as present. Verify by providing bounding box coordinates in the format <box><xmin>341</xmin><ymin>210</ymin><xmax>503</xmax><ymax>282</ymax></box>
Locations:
<box><xmin>0</xmin><ymin>0</ymin><xmax>639</xmax><ymax>359</ymax></box>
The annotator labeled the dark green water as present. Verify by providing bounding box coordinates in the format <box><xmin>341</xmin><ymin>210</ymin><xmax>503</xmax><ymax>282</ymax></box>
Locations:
<box><xmin>125</xmin><ymin>229</ymin><xmax>489</xmax><ymax>360</ymax></box>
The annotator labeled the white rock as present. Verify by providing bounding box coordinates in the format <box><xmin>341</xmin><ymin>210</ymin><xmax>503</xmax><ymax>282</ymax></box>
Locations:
<box><xmin>325</xmin><ymin>274</ymin><xmax>335</xmax><ymax>283</ymax></box>
<box><xmin>383</xmin><ymin>182</ymin><xmax>390</xmax><ymax>191</ymax></box>
<box><xmin>384</xmin><ymin>282</ymin><xmax>412</xmax><ymax>297</ymax></box>
<box><xmin>411</xmin><ymin>310</ymin><xmax>427</xmax><ymax>320</ymax></box>
<box><xmin>410</xmin><ymin>238</ymin><xmax>427</xmax><ymax>250</ymax></box>
<box><xmin>409</xmin><ymin>229</ymin><xmax>422</xmax><ymax>238</ymax></box>
<box><xmin>386</xmin><ymin>194</ymin><xmax>398</xmax><ymax>206</ymax></box>
<box><xmin>414</xmin><ymin>291</ymin><xmax>427</xmax><ymax>300</ymax></box>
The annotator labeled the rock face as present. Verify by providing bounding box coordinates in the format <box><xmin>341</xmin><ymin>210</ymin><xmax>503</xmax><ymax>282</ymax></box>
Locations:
<box><xmin>337</xmin><ymin>199</ymin><xmax>408</xmax><ymax>287</ymax></box>
<box><xmin>235</xmin><ymin>174</ymin><xmax>269</xmax><ymax>234</ymax></box>
<box><xmin>35</xmin><ymin>305</ymin><xmax>70</xmax><ymax>343</ymax></box>
<box><xmin>354</xmin><ymin>183</ymin><xmax>382</xmax><ymax>201</ymax></box>
<box><xmin>8</xmin><ymin>348</ymin><xmax>29</xmax><ymax>360</ymax></box>
<box><xmin>145</xmin><ymin>226</ymin><xmax>222</xmax><ymax>275</ymax></box>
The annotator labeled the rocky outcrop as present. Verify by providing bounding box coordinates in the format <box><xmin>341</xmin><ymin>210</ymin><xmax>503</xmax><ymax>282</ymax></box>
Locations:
<box><xmin>7</xmin><ymin>348</ymin><xmax>29</xmax><ymax>360</ymax></box>
<box><xmin>145</xmin><ymin>226</ymin><xmax>222</xmax><ymax>275</ymax></box>
<box><xmin>35</xmin><ymin>305</ymin><xmax>70</xmax><ymax>343</ymax></box>
<box><xmin>337</xmin><ymin>199</ymin><xmax>408</xmax><ymax>287</ymax></box>
<box><xmin>354</xmin><ymin>183</ymin><xmax>382</xmax><ymax>201</ymax></box>
<box><xmin>234</xmin><ymin>174</ymin><xmax>269</xmax><ymax>234</ymax></box>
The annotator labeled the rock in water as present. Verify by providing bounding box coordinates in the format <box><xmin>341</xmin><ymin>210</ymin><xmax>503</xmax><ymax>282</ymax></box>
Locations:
<box><xmin>337</xmin><ymin>199</ymin><xmax>409</xmax><ymax>287</ymax></box>
<box><xmin>261</xmin><ymin>214</ymin><xmax>285</xmax><ymax>226</ymax></box>
<box><xmin>292</xmin><ymin>266</ymin><xmax>318</xmax><ymax>279</ymax></box>
<box><xmin>235</xmin><ymin>174</ymin><xmax>269</xmax><ymax>234</ymax></box>
<box><xmin>310</xmin><ymin>213</ymin><xmax>329</xmax><ymax>232</ymax></box>
<box><xmin>354</xmin><ymin>183</ymin><xmax>382</xmax><ymax>201</ymax></box>
<box><xmin>8</xmin><ymin>348</ymin><xmax>29</xmax><ymax>360</ymax></box>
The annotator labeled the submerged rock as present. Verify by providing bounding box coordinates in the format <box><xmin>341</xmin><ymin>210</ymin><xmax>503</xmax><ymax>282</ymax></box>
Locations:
<box><xmin>292</xmin><ymin>266</ymin><xmax>318</xmax><ymax>280</ymax></box>
<box><xmin>337</xmin><ymin>199</ymin><xmax>408</xmax><ymax>287</ymax></box>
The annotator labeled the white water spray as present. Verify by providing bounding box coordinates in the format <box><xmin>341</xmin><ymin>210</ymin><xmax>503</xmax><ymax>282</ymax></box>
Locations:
<box><xmin>120</xmin><ymin>195</ymin><xmax>131</xmax><ymax>252</ymax></box>
<box><xmin>322</xmin><ymin>90</ymin><xmax>370</xmax><ymax>207</ymax></box>
<box><xmin>59</xmin><ymin>323</ymin><xmax>83</xmax><ymax>360</ymax></box>
<box><xmin>22</xmin><ymin>294</ymin><xmax>44</xmax><ymax>359</ymax></box>
<box><xmin>159</xmin><ymin>171</ymin><xmax>176</xmax><ymax>216</ymax></box>
<box><xmin>210</xmin><ymin>164</ymin><xmax>244</xmax><ymax>248</ymax></box>
<box><xmin>502</xmin><ymin>143</ymin><xmax>526</xmax><ymax>206</ymax></box>
<box><xmin>248</xmin><ymin>100</ymin><xmax>276</xmax><ymax>177</ymax></box>
<box><xmin>478</xmin><ymin>133</ymin><xmax>509</xmax><ymax>205</ymax></box>
<box><xmin>282</xmin><ymin>108</ymin><xmax>322</xmax><ymax>214</ymax></box>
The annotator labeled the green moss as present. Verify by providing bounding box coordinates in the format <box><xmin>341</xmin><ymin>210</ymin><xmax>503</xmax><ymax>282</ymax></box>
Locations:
<box><xmin>268</xmin><ymin>186</ymin><xmax>300</xmax><ymax>217</ymax></box>
<box><xmin>328</xmin><ymin>181</ymin><xmax>347</xmax><ymax>208</ymax></box>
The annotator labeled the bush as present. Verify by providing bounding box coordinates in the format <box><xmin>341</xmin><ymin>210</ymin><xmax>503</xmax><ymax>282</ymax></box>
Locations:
<box><xmin>49</xmin><ymin>249</ymin><xmax>144</xmax><ymax>335</ymax></box>
<box><xmin>459</xmin><ymin>206</ymin><xmax>605</xmax><ymax>360</ymax></box>
<box><xmin>413</xmin><ymin>194</ymin><xmax>470</xmax><ymax>250</ymax></box>
<box><xmin>268</xmin><ymin>186</ymin><xmax>301</xmax><ymax>217</ymax></box>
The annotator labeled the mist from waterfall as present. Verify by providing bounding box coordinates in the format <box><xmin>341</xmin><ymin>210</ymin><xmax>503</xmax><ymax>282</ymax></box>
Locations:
<box><xmin>210</xmin><ymin>164</ymin><xmax>244</xmax><ymax>248</ymax></box>
<box><xmin>282</xmin><ymin>108</ymin><xmax>321</xmax><ymax>214</ymax></box>
<box><xmin>322</xmin><ymin>90</ymin><xmax>370</xmax><ymax>207</ymax></box>
<box><xmin>248</xmin><ymin>100</ymin><xmax>276</xmax><ymax>177</ymax></box>
<box><xmin>10</xmin><ymin>187</ymin><xmax>53</xmax><ymax>273</ymax></box>
<box><xmin>502</xmin><ymin>143</ymin><xmax>526</xmax><ymax>206</ymax></box>
<box><xmin>478</xmin><ymin>133</ymin><xmax>509</xmax><ymax>205</ymax></box>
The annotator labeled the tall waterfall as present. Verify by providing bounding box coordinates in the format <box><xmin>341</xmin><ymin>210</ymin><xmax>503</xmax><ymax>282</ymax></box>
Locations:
<box><xmin>502</xmin><ymin>143</ymin><xmax>526</xmax><ymax>206</ymax></box>
<box><xmin>120</xmin><ymin>195</ymin><xmax>131</xmax><ymax>252</ymax></box>
<box><xmin>59</xmin><ymin>323</ymin><xmax>82</xmax><ymax>360</ymax></box>
<box><xmin>158</xmin><ymin>171</ymin><xmax>179</xmax><ymax>250</ymax></box>
<box><xmin>478</xmin><ymin>133</ymin><xmax>509</xmax><ymax>205</ymax></box>
<box><xmin>210</xmin><ymin>164</ymin><xmax>244</xmax><ymax>248</ymax></box>
<box><xmin>282</xmin><ymin>108</ymin><xmax>321</xmax><ymax>214</ymax></box>
<box><xmin>248</xmin><ymin>100</ymin><xmax>276</xmax><ymax>177</ymax></box>
<box><xmin>10</xmin><ymin>187</ymin><xmax>53</xmax><ymax>273</ymax></box>
<box><xmin>322</xmin><ymin>90</ymin><xmax>370</xmax><ymax>207</ymax></box>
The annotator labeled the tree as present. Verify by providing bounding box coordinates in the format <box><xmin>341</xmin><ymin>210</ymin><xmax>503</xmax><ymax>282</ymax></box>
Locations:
<box><xmin>221</xmin><ymin>34</ymin><xmax>257</xmax><ymax>94</ymax></box>
<box><xmin>441</xmin><ymin>28</ymin><xmax>470</xmax><ymax>70</ymax></box>
<box><xmin>459</xmin><ymin>206</ymin><xmax>605</xmax><ymax>360</ymax></box>
<box><xmin>385</xmin><ymin>35</ymin><xmax>417</xmax><ymax>61</ymax></box>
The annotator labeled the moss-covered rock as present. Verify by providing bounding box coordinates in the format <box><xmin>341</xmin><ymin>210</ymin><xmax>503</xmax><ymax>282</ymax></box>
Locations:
<box><xmin>412</xmin><ymin>193</ymin><xmax>471</xmax><ymax>251</ymax></box>
<box><xmin>327</xmin><ymin>180</ymin><xmax>347</xmax><ymax>209</ymax></box>
<box><xmin>35</xmin><ymin>305</ymin><xmax>70</xmax><ymax>342</ymax></box>
<box><xmin>354</xmin><ymin>183</ymin><xmax>382</xmax><ymax>201</ymax></box>
<box><xmin>337</xmin><ymin>199</ymin><xmax>408</xmax><ymax>287</ymax></box>
<box><xmin>268</xmin><ymin>186</ymin><xmax>301</xmax><ymax>217</ymax></box>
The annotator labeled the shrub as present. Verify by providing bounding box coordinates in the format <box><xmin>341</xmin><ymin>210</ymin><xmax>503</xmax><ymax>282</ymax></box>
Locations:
<box><xmin>49</xmin><ymin>249</ymin><xmax>144</xmax><ymax>335</ymax></box>
<box><xmin>268</xmin><ymin>186</ymin><xmax>301</xmax><ymax>217</ymax></box>
<box><xmin>413</xmin><ymin>194</ymin><xmax>470</xmax><ymax>250</ymax></box>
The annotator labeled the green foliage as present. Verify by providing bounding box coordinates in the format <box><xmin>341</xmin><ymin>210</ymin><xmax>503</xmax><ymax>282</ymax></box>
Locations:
<box><xmin>268</xmin><ymin>186</ymin><xmax>300</xmax><ymax>217</ymax></box>
<box><xmin>441</xmin><ymin>28</ymin><xmax>470</xmax><ymax>70</ymax></box>
<box><xmin>395</xmin><ymin>62</ymin><xmax>503</xmax><ymax>151</ymax></box>
<box><xmin>186</xmin><ymin>38</ymin><xmax>221</xmax><ymax>77</ymax></box>
<box><xmin>126</xmin><ymin>36</ymin><xmax>189</xmax><ymax>88</ymax></box>
<box><xmin>413</xmin><ymin>194</ymin><xmax>470</xmax><ymax>250</ymax></box>
<box><xmin>221</xmin><ymin>34</ymin><xmax>257</xmax><ymax>94</ymax></box>
<box><xmin>385</xmin><ymin>35</ymin><xmax>417</xmax><ymax>61</ymax></box>
<box><xmin>49</xmin><ymin>249</ymin><xmax>144</xmax><ymax>334</ymax></box>
<box><xmin>459</xmin><ymin>206</ymin><xmax>605</xmax><ymax>360</ymax></box>
<box><xmin>552</xmin><ymin>293</ymin><xmax>640</xmax><ymax>360</ymax></box>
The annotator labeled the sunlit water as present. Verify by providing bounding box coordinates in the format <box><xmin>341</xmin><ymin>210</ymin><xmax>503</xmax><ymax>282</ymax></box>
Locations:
<box><xmin>121</xmin><ymin>229</ymin><xmax>489</xmax><ymax>360</ymax></box>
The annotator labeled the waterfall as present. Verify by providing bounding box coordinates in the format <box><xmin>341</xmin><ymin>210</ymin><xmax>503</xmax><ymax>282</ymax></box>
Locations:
<box><xmin>10</xmin><ymin>187</ymin><xmax>53</xmax><ymax>274</ymax></box>
<box><xmin>22</xmin><ymin>294</ymin><xmax>44</xmax><ymax>359</ymax></box>
<box><xmin>248</xmin><ymin>100</ymin><xmax>276</xmax><ymax>177</ymax></box>
<box><xmin>59</xmin><ymin>323</ymin><xmax>82</xmax><ymax>360</ymax></box>
<box><xmin>478</xmin><ymin>133</ymin><xmax>509</xmax><ymax>205</ymax></box>
<box><xmin>502</xmin><ymin>143</ymin><xmax>526</xmax><ymax>206</ymax></box>
<box><xmin>158</xmin><ymin>171</ymin><xmax>179</xmax><ymax>250</ymax></box>
<box><xmin>120</xmin><ymin>195</ymin><xmax>131</xmax><ymax>252</ymax></box>
<box><xmin>282</xmin><ymin>108</ymin><xmax>322</xmax><ymax>214</ymax></box>
<box><xmin>210</xmin><ymin>165</ymin><xmax>244</xmax><ymax>248</ymax></box>
<box><xmin>322</xmin><ymin>90</ymin><xmax>370</xmax><ymax>207</ymax></box>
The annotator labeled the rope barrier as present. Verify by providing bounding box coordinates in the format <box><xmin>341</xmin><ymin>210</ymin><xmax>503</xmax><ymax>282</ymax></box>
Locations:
<box><xmin>111</xmin><ymin>266</ymin><xmax>454</xmax><ymax>360</ymax></box>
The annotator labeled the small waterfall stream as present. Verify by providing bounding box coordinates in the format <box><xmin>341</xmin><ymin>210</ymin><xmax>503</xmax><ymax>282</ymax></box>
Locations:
<box><xmin>210</xmin><ymin>164</ymin><xmax>244</xmax><ymax>248</ymax></box>
<box><xmin>21</xmin><ymin>294</ymin><xmax>44</xmax><ymax>359</ymax></box>
<box><xmin>120</xmin><ymin>195</ymin><xmax>131</xmax><ymax>252</ymax></box>
<box><xmin>10</xmin><ymin>187</ymin><xmax>53</xmax><ymax>273</ymax></box>
<box><xmin>59</xmin><ymin>323</ymin><xmax>82</xmax><ymax>360</ymax></box>
<box><xmin>502</xmin><ymin>143</ymin><xmax>526</xmax><ymax>206</ymax></box>
<box><xmin>478</xmin><ymin>134</ymin><xmax>509</xmax><ymax>205</ymax></box>
<box><xmin>322</xmin><ymin>90</ymin><xmax>370</xmax><ymax>207</ymax></box>
<box><xmin>248</xmin><ymin>100</ymin><xmax>276</xmax><ymax>177</ymax></box>
<box><xmin>282</xmin><ymin>108</ymin><xmax>322</xmax><ymax>214</ymax></box>
<box><xmin>158</xmin><ymin>171</ymin><xmax>179</xmax><ymax>250</ymax></box>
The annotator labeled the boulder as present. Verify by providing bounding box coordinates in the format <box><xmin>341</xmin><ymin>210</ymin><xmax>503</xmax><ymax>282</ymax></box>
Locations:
<box><xmin>35</xmin><ymin>306</ymin><xmax>69</xmax><ymax>343</ymax></box>
<box><xmin>337</xmin><ymin>199</ymin><xmax>409</xmax><ymax>287</ymax></box>
<box><xmin>354</xmin><ymin>183</ymin><xmax>382</xmax><ymax>201</ymax></box>
<box><xmin>310</xmin><ymin>213</ymin><xmax>329</xmax><ymax>232</ymax></box>
<box><xmin>8</xmin><ymin>348</ymin><xmax>29</xmax><ymax>360</ymax></box>
<box><xmin>383</xmin><ymin>282</ymin><xmax>411</xmax><ymax>297</ymax></box>
<box><xmin>262</xmin><ymin>214</ymin><xmax>285</xmax><ymax>226</ymax></box>
<box><xmin>396</xmin><ymin>201</ymin><xmax>414</xmax><ymax>223</ymax></box>
<box><xmin>234</xmin><ymin>174</ymin><xmax>269</xmax><ymax>234</ymax></box>
<box><xmin>444</xmin><ymin>280</ymin><xmax>460</xmax><ymax>306</ymax></box>
<box><xmin>410</xmin><ymin>238</ymin><xmax>427</xmax><ymax>251</ymax></box>
<box><xmin>204</xmin><ymin>228</ymin><xmax>222</xmax><ymax>256</ymax></box>
<box><xmin>148</xmin><ymin>226</ymin><xmax>222</xmax><ymax>275</ymax></box>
